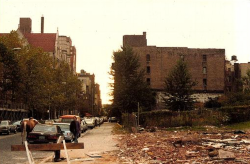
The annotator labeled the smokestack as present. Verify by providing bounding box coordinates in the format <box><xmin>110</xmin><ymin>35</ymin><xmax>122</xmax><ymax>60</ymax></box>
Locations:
<box><xmin>41</xmin><ymin>16</ymin><xmax>44</xmax><ymax>33</ymax></box>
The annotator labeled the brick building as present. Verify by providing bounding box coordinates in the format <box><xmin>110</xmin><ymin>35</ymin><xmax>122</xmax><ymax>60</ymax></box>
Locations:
<box><xmin>77</xmin><ymin>70</ymin><xmax>96</xmax><ymax>116</ymax></box>
<box><xmin>17</xmin><ymin>17</ymin><xmax>76</xmax><ymax>74</ymax></box>
<box><xmin>123</xmin><ymin>32</ymin><xmax>225</xmax><ymax>105</ymax></box>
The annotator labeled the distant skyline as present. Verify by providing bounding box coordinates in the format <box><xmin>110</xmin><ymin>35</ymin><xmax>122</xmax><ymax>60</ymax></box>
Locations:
<box><xmin>1</xmin><ymin>0</ymin><xmax>250</xmax><ymax>104</ymax></box>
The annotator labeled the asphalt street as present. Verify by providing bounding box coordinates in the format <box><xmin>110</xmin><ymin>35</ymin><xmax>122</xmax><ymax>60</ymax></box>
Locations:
<box><xmin>0</xmin><ymin>132</ymin><xmax>53</xmax><ymax>164</ymax></box>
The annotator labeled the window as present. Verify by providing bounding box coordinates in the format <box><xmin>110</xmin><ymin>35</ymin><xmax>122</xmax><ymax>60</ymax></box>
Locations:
<box><xmin>146</xmin><ymin>78</ymin><xmax>151</xmax><ymax>85</ymax></box>
<box><xmin>203</xmin><ymin>67</ymin><xmax>207</xmax><ymax>74</ymax></box>
<box><xmin>203</xmin><ymin>55</ymin><xmax>207</xmax><ymax>62</ymax></box>
<box><xmin>203</xmin><ymin>79</ymin><xmax>207</xmax><ymax>86</ymax></box>
<box><xmin>147</xmin><ymin>66</ymin><xmax>150</xmax><ymax>74</ymax></box>
<box><xmin>146</xmin><ymin>54</ymin><xmax>150</xmax><ymax>61</ymax></box>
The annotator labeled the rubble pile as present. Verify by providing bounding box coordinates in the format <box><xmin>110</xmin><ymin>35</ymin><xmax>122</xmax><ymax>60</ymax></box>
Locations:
<box><xmin>117</xmin><ymin>128</ymin><xmax>250</xmax><ymax>164</ymax></box>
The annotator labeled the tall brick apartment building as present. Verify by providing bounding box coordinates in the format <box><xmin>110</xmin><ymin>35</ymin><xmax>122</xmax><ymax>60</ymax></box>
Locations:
<box><xmin>123</xmin><ymin>32</ymin><xmax>225</xmax><ymax>106</ymax></box>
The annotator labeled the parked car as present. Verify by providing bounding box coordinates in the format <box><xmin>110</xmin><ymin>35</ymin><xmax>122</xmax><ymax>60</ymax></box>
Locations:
<box><xmin>53</xmin><ymin>123</ymin><xmax>74</xmax><ymax>142</ymax></box>
<box><xmin>59</xmin><ymin>115</ymin><xmax>81</xmax><ymax>124</ymax></box>
<box><xmin>109</xmin><ymin>117</ymin><xmax>118</xmax><ymax>123</ymax></box>
<box><xmin>84</xmin><ymin>117</ymin><xmax>95</xmax><ymax>129</ymax></box>
<box><xmin>0</xmin><ymin>120</ymin><xmax>17</xmax><ymax>134</ymax></box>
<box><xmin>13</xmin><ymin>120</ymin><xmax>22</xmax><ymax>132</ymax></box>
<box><xmin>95</xmin><ymin>117</ymin><xmax>100</xmax><ymax>126</ymax></box>
<box><xmin>44</xmin><ymin>120</ymin><xmax>54</xmax><ymax>125</ymax></box>
<box><xmin>27</xmin><ymin>124</ymin><xmax>64</xmax><ymax>144</ymax></box>
<box><xmin>102</xmin><ymin>116</ymin><xmax>108</xmax><ymax>122</ymax></box>
<box><xmin>81</xmin><ymin>120</ymin><xmax>88</xmax><ymax>132</ymax></box>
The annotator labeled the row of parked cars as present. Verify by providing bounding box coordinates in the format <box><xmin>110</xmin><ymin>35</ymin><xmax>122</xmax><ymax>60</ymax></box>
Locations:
<box><xmin>0</xmin><ymin>115</ymin><xmax>111</xmax><ymax>144</ymax></box>
<box><xmin>26</xmin><ymin>115</ymin><xmax>107</xmax><ymax>144</ymax></box>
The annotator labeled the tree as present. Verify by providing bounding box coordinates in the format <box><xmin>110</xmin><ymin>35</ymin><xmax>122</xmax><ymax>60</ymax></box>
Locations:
<box><xmin>163</xmin><ymin>59</ymin><xmax>196</xmax><ymax>111</ymax></box>
<box><xmin>0</xmin><ymin>31</ymin><xmax>82</xmax><ymax>119</ymax></box>
<box><xmin>242</xmin><ymin>68</ymin><xmax>250</xmax><ymax>93</ymax></box>
<box><xmin>0</xmin><ymin>38</ymin><xmax>21</xmax><ymax>105</ymax></box>
<box><xmin>110</xmin><ymin>46</ymin><xmax>155</xmax><ymax>116</ymax></box>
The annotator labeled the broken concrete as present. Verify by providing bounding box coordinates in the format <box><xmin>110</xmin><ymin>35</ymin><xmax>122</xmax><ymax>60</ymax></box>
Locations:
<box><xmin>117</xmin><ymin>128</ymin><xmax>250</xmax><ymax>163</ymax></box>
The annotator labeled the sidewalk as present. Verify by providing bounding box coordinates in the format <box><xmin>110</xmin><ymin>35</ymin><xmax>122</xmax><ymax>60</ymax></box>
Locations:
<box><xmin>36</xmin><ymin>123</ymin><xmax>120</xmax><ymax>164</ymax></box>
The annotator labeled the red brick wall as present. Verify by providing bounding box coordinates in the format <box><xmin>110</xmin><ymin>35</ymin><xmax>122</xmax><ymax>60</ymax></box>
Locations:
<box><xmin>19</xmin><ymin>18</ymin><xmax>32</xmax><ymax>33</ymax></box>
<box><xmin>133</xmin><ymin>46</ymin><xmax>225</xmax><ymax>92</ymax></box>
<box><xmin>123</xmin><ymin>32</ymin><xmax>147</xmax><ymax>47</ymax></box>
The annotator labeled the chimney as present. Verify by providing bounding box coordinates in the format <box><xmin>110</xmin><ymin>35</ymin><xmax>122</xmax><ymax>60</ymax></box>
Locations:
<box><xmin>19</xmin><ymin>18</ymin><xmax>32</xmax><ymax>33</ymax></box>
<box><xmin>41</xmin><ymin>16</ymin><xmax>44</xmax><ymax>33</ymax></box>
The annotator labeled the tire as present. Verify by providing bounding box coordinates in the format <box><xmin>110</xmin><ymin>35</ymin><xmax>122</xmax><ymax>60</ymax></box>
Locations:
<box><xmin>7</xmin><ymin>129</ymin><xmax>10</xmax><ymax>135</ymax></box>
<box><xmin>14</xmin><ymin>128</ymin><xmax>17</xmax><ymax>134</ymax></box>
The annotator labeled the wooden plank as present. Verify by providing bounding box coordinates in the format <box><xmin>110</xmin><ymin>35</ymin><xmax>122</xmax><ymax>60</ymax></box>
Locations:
<box><xmin>11</xmin><ymin>143</ymin><xmax>84</xmax><ymax>151</ymax></box>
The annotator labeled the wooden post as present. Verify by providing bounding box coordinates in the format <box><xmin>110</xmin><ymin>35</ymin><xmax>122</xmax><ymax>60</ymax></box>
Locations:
<box><xmin>11</xmin><ymin>143</ymin><xmax>84</xmax><ymax>151</ymax></box>
<box><xmin>63</xmin><ymin>140</ymin><xmax>70</xmax><ymax>164</ymax></box>
<box><xmin>24</xmin><ymin>141</ymin><xmax>34</xmax><ymax>164</ymax></box>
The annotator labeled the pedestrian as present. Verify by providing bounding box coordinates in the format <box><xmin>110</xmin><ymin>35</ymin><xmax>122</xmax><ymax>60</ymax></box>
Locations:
<box><xmin>70</xmin><ymin>116</ymin><xmax>80</xmax><ymax>143</ymax></box>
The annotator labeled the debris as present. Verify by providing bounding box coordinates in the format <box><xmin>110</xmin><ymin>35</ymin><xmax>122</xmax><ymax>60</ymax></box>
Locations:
<box><xmin>86</xmin><ymin>152</ymin><xmax>102</xmax><ymax>158</ymax></box>
<box><xmin>117</xmin><ymin>129</ymin><xmax>250</xmax><ymax>163</ymax></box>
<box><xmin>208</xmin><ymin>149</ymin><xmax>218</xmax><ymax>157</ymax></box>
<box><xmin>234</xmin><ymin>130</ymin><xmax>245</xmax><ymax>134</ymax></box>
<box><xmin>142</xmin><ymin>148</ymin><xmax>149</xmax><ymax>151</ymax></box>
<box><xmin>218</xmin><ymin>150</ymin><xmax>235</xmax><ymax>160</ymax></box>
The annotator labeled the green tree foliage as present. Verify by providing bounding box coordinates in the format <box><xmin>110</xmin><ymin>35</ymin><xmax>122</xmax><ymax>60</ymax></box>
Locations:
<box><xmin>163</xmin><ymin>59</ymin><xmax>196</xmax><ymax>111</ymax></box>
<box><xmin>110</xmin><ymin>46</ymin><xmax>156</xmax><ymax>116</ymax></box>
<box><xmin>0</xmin><ymin>31</ymin><xmax>82</xmax><ymax>119</ymax></box>
<box><xmin>218</xmin><ymin>69</ymin><xmax>250</xmax><ymax>107</ymax></box>
<box><xmin>0</xmin><ymin>32</ymin><xmax>22</xmax><ymax>103</ymax></box>
<box><xmin>242</xmin><ymin>69</ymin><xmax>250</xmax><ymax>93</ymax></box>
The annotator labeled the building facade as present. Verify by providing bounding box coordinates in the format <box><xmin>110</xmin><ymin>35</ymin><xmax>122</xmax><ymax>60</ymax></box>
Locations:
<box><xmin>123</xmin><ymin>32</ymin><xmax>226</xmax><ymax>105</ymax></box>
<box><xmin>18</xmin><ymin>17</ymin><xmax>76</xmax><ymax>73</ymax></box>
<box><xmin>77</xmin><ymin>70</ymin><xmax>96</xmax><ymax>116</ymax></box>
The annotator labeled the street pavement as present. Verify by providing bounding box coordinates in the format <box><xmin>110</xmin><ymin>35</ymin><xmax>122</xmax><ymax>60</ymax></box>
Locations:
<box><xmin>0</xmin><ymin>132</ymin><xmax>53</xmax><ymax>164</ymax></box>
<box><xmin>28</xmin><ymin>122</ymin><xmax>119</xmax><ymax>164</ymax></box>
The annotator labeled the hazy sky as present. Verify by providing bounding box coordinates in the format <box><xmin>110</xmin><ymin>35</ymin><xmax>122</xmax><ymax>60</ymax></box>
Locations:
<box><xmin>1</xmin><ymin>0</ymin><xmax>250</xmax><ymax>104</ymax></box>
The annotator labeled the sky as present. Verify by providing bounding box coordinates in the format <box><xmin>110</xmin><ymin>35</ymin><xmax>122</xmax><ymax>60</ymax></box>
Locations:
<box><xmin>1</xmin><ymin>0</ymin><xmax>250</xmax><ymax>104</ymax></box>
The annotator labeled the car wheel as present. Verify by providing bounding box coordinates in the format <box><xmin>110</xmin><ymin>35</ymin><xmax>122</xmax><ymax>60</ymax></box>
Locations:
<box><xmin>7</xmin><ymin>129</ymin><xmax>10</xmax><ymax>135</ymax></box>
<box><xmin>14</xmin><ymin>129</ymin><xmax>17</xmax><ymax>134</ymax></box>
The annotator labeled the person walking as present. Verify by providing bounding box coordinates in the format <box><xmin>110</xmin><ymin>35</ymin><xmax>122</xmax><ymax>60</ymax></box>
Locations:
<box><xmin>70</xmin><ymin>116</ymin><xmax>80</xmax><ymax>143</ymax></box>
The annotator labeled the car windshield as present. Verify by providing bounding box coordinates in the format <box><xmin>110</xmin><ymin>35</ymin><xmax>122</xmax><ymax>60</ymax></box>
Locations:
<box><xmin>0</xmin><ymin>121</ymin><xmax>8</xmax><ymax>125</ymax></box>
<box><xmin>55</xmin><ymin>124</ymin><xmax>69</xmax><ymax>131</ymax></box>
<box><xmin>13</xmin><ymin>121</ymin><xmax>20</xmax><ymax>125</ymax></box>
<box><xmin>33</xmin><ymin>125</ymin><xmax>56</xmax><ymax>132</ymax></box>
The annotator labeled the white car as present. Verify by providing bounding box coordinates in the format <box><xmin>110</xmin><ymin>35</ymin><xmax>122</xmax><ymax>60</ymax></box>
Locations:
<box><xmin>81</xmin><ymin>120</ymin><xmax>88</xmax><ymax>132</ymax></box>
<box><xmin>84</xmin><ymin>117</ymin><xmax>95</xmax><ymax>129</ymax></box>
